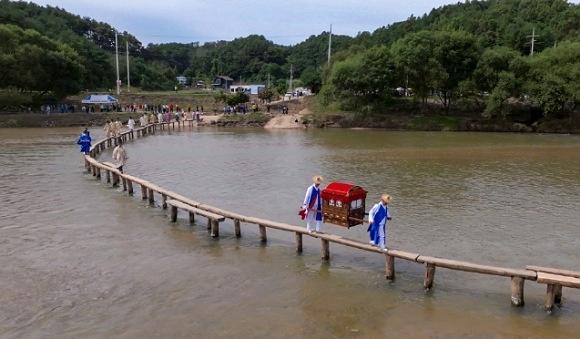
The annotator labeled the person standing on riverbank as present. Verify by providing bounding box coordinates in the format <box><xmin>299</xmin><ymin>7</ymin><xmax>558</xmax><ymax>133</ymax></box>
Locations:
<box><xmin>367</xmin><ymin>194</ymin><xmax>392</xmax><ymax>251</ymax></box>
<box><xmin>301</xmin><ymin>176</ymin><xmax>324</xmax><ymax>233</ymax></box>
<box><xmin>112</xmin><ymin>139</ymin><xmax>128</xmax><ymax>173</ymax></box>
<box><xmin>76</xmin><ymin>128</ymin><xmax>91</xmax><ymax>155</ymax></box>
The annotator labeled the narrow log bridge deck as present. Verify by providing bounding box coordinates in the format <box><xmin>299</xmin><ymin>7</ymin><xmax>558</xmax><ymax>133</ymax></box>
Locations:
<box><xmin>84</xmin><ymin>123</ymin><xmax>579</xmax><ymax>313</ymax></box>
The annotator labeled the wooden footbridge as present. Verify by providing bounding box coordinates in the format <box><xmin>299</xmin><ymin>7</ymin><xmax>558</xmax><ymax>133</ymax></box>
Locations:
<box><xmin>84</xmin><ymin>121</ymin><xmax>580</xmax><ymax>313</ymax></box>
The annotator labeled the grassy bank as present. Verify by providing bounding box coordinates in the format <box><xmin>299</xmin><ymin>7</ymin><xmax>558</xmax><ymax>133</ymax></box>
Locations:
<box><xmin>303</xmin><ymin>97</ymin><xmax>580</xmax><ymax>134</ymax></box>
<box><xmin>216</xmin><ymin>112</ymin><xmax>271</xmax><ymax>127</ymax></box>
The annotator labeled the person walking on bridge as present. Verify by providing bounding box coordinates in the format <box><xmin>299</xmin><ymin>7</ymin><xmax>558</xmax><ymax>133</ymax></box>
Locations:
<box><xmin>367</xmin><ymin>194</ymin><xmax>392</xmax><ymax>251</ymax></box>
<box><xmin>76</xmin><ymin>128</ymin><xmax>92</xmax><ymax>155</ymax></box>
<box><xmin>301</xmin><ymin>175</ymin><xmax>324</xmax><ymax>233</ymax></box>
<box><xmin>112</xmin><ymin>139</ymin><xmax>128</xmax><ymax>173</ymax></box>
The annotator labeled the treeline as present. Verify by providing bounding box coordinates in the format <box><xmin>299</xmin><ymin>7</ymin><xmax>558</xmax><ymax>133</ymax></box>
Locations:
<box><xmin>0</xmin><ymin>0</ymin><xmax>579</xmax><ymax>120</ymax></box>
<box><xmin>320</xmin><ymin>0</ymin><xmax>580</xmax><ymax>119</ymax></box>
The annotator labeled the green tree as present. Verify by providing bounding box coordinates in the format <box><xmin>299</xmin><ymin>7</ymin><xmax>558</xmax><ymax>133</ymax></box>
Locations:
<box><xmin>0</xmin><ymin>24</ymin><xmax>83</xmax><ymax>98</ymax></box>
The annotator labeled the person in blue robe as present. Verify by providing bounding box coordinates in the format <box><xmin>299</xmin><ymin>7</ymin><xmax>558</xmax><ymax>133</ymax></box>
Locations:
<box><xmin>77</xmin><ymin>129</ymin><xmax>92</xmax><ymax>155</ymax></box>
<box><xmin>367</xmin><ymin>194</ymin><xmax>392</xmax><ymax>250</ymax></box>
<box><xmin>301</xmin><ymin>175</ymin><xmax>324</xmax><ymax>233</ymax></box>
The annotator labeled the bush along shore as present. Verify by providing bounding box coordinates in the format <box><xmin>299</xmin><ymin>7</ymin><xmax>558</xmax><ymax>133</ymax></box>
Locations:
<box><xmin>302</xmin><ymin>99</ymin><xmax>580</xmax><ymax>134</ymax></box>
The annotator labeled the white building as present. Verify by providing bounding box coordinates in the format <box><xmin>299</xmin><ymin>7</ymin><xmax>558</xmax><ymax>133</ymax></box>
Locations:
<box><xmin>230</xmin><ymin>84</ymin><xmax>266</xmax><ymax>95</ymax></box>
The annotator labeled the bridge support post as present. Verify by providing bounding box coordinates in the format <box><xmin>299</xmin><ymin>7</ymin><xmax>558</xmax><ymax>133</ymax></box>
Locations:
<box><xmin>555</xmin><ymin>285</ymin><xmax>563</xmax><ymax>305</ymax></box>
<box><xmin>295</xmin><ymin>232</ymin><xmax>303</xmax><ymax>253</ymax></box>
<box><xmin>106</xmin><ymin>170</ymin><xmax>111</xmax><ymax>183</ymax></box>
<box><xmin>234</xmin><ymin>219</ymin><xmax>241</xmax><ymax>237</ymax></box>
<box><xmin>546</xmin><ymin>284</ymin><xmax>558</xmax><ymax>312</ymax></box>
<box><xmin>321</xmin><ymin>238</ymin><xmax>329</xmax><ymax>261</ymax></box>
<box><xmin>510</xmin><ymin>277</ymin><xmax>525</xmax><ymax>306</ymax></box>
<box><xmin>424</xmin><ymin>264</ymin><xmax>436</xmax><ymax>291</ymax></box>
<box><xmin>170</xmin><ymin>205</ymin><xmax>178</xmax><ymax>222</ymax></box>
<box><xmin>259</xmin><ymin>224</ymin><xmax>267</xmax><ymax>243</ymax></box>
<box><xmin>211</xmin><ymin>219</ymin><xmax>219</xmax><ymax>238</ymax></box>
<box><xmin>189</xmin><ymin>212</ymin><xmax>195</xmax><ymax>224</ymax></box>
<box><xmin>148</xmin><ymin>189</ymin><xmax>154</xmax><ymax>205</ymax></box>
<box><xmin>385</xmin><ymin>254</ymin><xmax>395</xmax><ymax>280</ymax></box>
<box><xmin>127</xmin><ymin>180</ymin><xmax>134</xmax><ymax>195</ymax></box>
<box><xmin>141</xmin><ymin>185</ymin><xmax>147</xmax><ymax>200</ymax></box>
<box><xmin>161</xmin><ymin>194</ymin><xmax>167</xmax><ymax>209</ymax></box>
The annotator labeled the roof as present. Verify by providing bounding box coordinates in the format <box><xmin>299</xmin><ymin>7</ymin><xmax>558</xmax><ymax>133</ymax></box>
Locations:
<box><xmin>321</xmin><ymin>181</ymin><xmax>367</xmax><ymax>199</ymax></box>
<box><xmin>81</xmin><ymin>94</ymin><xmax>118</xmax><ymax>104</ymax></box>
<box><xmin>215</xmin><ymin>75</ymin><xmax>234</xmax><ymax>81</ymax></box>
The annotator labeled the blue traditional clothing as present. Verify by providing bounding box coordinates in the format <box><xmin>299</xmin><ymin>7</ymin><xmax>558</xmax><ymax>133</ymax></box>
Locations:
<box><xmin>367</xmin><ymin>202</ymin><xmax>390</xmax><ymax>249</ymax></box>
<box><xmin>77</xmin><ymin>132</ymin><xmax>92</xmax><ymax>154</ymax></box>
<box><xmin>302</xmin><ymin>184</ymin><xmax>323</xmax><ymax>232</ymax></box>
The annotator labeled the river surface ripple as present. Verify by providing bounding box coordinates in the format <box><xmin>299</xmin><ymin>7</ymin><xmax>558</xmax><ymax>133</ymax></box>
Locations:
<box><xmin>1</xmin><ymin>127</ymin><xmax>580</xmax><ymax>338</ymax></box>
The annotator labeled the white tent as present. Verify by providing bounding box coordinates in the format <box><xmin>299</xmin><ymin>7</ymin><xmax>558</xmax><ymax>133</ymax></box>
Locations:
<box><xmin>81</xmin><ymin>94</ymin><xmax>118</xmax><ymax>105</ymax></box>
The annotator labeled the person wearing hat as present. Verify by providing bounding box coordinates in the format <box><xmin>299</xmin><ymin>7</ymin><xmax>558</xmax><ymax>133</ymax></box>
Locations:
<box><xmin>367</xmin><ymin>194</ymin><xmax>392</xmax><ymax>250</ymax></box>
<box><xmin>301</xmin><ymin>175</ymin><xmax>324</xmax><ymax>233</ymax></box>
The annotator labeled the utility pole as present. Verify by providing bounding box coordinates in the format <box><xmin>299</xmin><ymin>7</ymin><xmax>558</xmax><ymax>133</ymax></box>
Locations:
<box><xmin>115</xmin><ymin>31</ymin><xmax>120</xmax><ymax>95</ymax></box>
<box><xmin>527</xmin><ymin>27</ymin><xmax>540</xmax><ymax>56</ymax></box>
<box><xmin>126</xmin><ymin>38</ymin><xmax>130</xmax><ymax>92</ymax></box>
<box><xmin>289</xmin><ymin>64</ymin><xmax>293</xmax><ymax>95</ymax></box>
<box><xmin>327</xmin><ymin>24</ymin><xmax>332</xmax><ymax>64</ymax></box>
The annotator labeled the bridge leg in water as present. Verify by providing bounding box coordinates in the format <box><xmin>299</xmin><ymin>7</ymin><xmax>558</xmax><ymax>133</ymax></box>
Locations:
<box><xmin>234</xmin><ymin>219</ymin><xmax>241</xmax><ymax>237</ymax></box>
<box><xmin>211</xmin><ymin>219</ymin><xmax>219</xmax><ymax>238</ymax></box>
<box><xmin>112</xmin><ymin>173</ymin><xmax>119</xmax><ymax>187</ymax></box>
<box><xmin>170</xmin><ymin>205</ymin><xmax>178</xmax><ymax>222</ymax></box>
<box><xmin>295</xmin><ymin>232</ymin><xmax>303</xmax><ymax>253</ymax></box>
<box><xmin>148</xmin><ymin>189</ymin><xmax>154</xmax><ymax>205</ymax></box>
<box><xmin>424</xmin><ymin>263</ymin><xmax>436</xmax><ymax>291</ymax></box>
<box><xmin>555</xmin><ymin>285</ymin><xmax>563</xmax><ymax>305</ymax></box>
<box><xmin>141</xmin><ymin>185</ymin><xmax>147</xmax><ymax>200</ymax></box>
<box><xmin>545</xmin><ymin>284</ymin><xmax>562</xmax><ymax>312</ymax></box>
<box><xmin>189</xmin><ymin>212</ymin><xmax>195</xmax><ymax>224</ymax></box>
<box><xmin>510</xmin><ymin>277</ymin><xmax>525</xmax><ymax>307</ymax></box>
<box><xmin>127</xmin><ymin>180</ymin><xmax>134</xmax><ymax>195</ymax></box>
<box><xmin>259</xmin><ymin>225</ymin><xmax>267</xmax><ymax>243</ymax></box>
<box><xmin>162</xmin><ymin>194</ymin><xmax>167</xmax><ymax>209</ymax></box>
<box><xmin>122</xmin><ymin>178</ymin><xmax>127</xmax><ymax>191</ymax></box>
<box><xmin>385</xmin><ymin>254</ymin><xmax>395</xmax><ymax>280</ymax></box>
<box><xmin>321</xmin><ymin>239</ymin><xmax>330</xmax><ymax>261</ymax></box>
<box><xmin>96</xmin><ymin>167</ymin><xmax>101</xmax><ymax>179</ymax></box>
<box><xmin>106</xmin><ymin>170</ymin><xmax>111</xmax><ymax>184</ymax></box>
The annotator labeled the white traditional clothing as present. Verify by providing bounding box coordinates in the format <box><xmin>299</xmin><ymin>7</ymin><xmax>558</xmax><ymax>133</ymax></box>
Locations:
<box><xmin>139</xmin><ymin>115</ymin><xmax>147</xmax><ymax>127</ymax></box>
<box><xmin>157</xmin><ymin>113</ymin><xmax>163</xmax><ymax>123</ymax></box>
<box><xmin>127</xmin><ymin>118</ymin><xmax>135</xmax><ymax>131</ymax></box>
<box><xmin>112</xmin><ymin>145</ymin><xmax>128</xmax><ymax>172</ymax></box>
<box><xmin>104</xmin><ymin>122</ymin><xmax>112</xmax><ymax>138</ymax></box>
<box><xmin>302</xmin><ymin>184</ymin><xmax>323</xmax><ymax>232</ymax></box>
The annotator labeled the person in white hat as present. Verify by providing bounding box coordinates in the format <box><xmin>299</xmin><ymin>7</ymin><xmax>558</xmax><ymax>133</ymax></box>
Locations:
<box><xmin>301</xmin><ymin>175</ymin><xmax>324</xmax><ymax>233</ymax></box>
<box><xmin>367</xmin><ymin>194</ymin><xmax>392</xmax><ymax>250</ymax></box>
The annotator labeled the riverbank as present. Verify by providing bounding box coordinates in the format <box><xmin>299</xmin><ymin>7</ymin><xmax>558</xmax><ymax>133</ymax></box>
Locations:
<box><xmin>2</xmin><ymin>94</ymin><xmax>578</xmax><ymax>134</ymax></box>
<box><xmin>304</xmin><ymin>98</ymin><xmax>580</xmax><ymax>134</ymax></box>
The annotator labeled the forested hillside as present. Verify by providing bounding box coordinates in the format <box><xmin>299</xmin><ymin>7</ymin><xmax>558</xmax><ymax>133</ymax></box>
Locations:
<box><xmin>0</xmin><ymin>0</ymin><xmax>578</xmax><ymax>121</ymax></box>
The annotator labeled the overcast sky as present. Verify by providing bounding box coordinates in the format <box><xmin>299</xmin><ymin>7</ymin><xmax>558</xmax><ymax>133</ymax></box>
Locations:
<box><xmin>29</xmin><ymin>0</ymin><xmax>580</xmax><ymax>46</ymax></box>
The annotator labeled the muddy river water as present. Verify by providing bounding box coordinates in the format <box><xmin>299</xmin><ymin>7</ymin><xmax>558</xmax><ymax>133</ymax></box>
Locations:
<box><xmin>1</xmin><ymin>127</ymin><xmax>580</xmax><ymax>338</ymax></box>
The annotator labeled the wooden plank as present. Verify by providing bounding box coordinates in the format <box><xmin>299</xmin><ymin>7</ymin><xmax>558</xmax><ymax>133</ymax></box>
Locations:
<box><xmin>537</xmin><ymin>272</ymin><xmax>580</xmax><ymax>289</ymax></box>
<box><xmin>418</xmin><ymin>256</ymin><xmax>537</xmax><ymax>280</ymax></box>
<box><xmin>526</xmin><ymin>265</ymin><xmax>580</xmax><ymax>279</ymax></box>
<box><xmin>166</xmin><ymin>199</ymin><xmax>225</xmax><ymax>221</ymax></box>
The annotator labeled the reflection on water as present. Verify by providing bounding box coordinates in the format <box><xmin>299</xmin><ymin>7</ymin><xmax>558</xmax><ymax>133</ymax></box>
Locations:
<box><xmin>1</xmin><ymin>127</ymin><xmax>580</xmax><ymax>338</ymax></box>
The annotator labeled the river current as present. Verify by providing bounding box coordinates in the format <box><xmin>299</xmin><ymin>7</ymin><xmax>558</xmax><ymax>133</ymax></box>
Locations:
<box><xmin>1</xmin><ymin>127</ymin><xmax>580</xmax><ymax>338</ymax></box>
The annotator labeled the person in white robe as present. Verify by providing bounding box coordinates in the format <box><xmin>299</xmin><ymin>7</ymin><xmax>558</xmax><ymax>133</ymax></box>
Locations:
<box><xmin>301</xmin><ymin>175</ymin><xmax>324</xmax><ymax>233</ymax></box>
